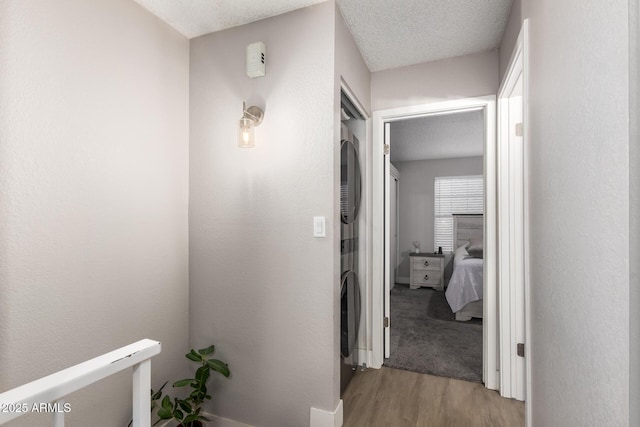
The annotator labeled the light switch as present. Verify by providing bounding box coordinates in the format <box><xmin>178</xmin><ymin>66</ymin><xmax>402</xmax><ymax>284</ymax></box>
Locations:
<box><xmin>313</xmin><ymin>216</ymin><xmax>326</xmax><ymax>237</ymax></box>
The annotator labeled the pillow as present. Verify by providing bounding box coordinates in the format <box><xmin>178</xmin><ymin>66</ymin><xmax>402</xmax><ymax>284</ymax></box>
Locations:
<box><xmin>465</xmin><ymin>237</ymin><xmax>483</xmax><ymax>258</ymax></box>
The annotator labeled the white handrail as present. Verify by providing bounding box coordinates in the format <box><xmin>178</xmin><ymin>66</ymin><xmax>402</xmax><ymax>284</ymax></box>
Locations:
<box><xmin>0</xmin><ymin>339</ymin><xmax>161</xmax><ymax>426</ymax></box>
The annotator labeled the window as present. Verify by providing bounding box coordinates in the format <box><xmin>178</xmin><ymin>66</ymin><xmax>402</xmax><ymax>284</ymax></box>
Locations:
<box><xmin>434</xmin><ymin>175</ymin><xmax>484</xmax><ymax>253</ymax></box>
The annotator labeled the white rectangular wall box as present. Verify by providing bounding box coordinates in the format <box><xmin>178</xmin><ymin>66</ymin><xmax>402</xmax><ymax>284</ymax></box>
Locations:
<box><xmin>313</xmin><ymin>216</ymin><xmax>326</xmax><ymax>237</ymax></box>
<box><xmin>246</xmin><ymin>42</ymin><xmax>266</xmax><ymax>78</ymax></box>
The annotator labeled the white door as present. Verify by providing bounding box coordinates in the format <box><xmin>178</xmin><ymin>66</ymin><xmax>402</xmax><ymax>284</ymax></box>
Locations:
<box><xmin>497</xmin><ymin>20</ymin><xmax>529</xmax><ymax>402</ymax></box>
<box><xmin>383</xmin><ymin>122</ymin><xmax>391</xmax><ymax>358</ymax></box>
<box><xmin>390</xmin><ymin>171</ymin><xmax>399</xmax><ymax>289</ymax></box>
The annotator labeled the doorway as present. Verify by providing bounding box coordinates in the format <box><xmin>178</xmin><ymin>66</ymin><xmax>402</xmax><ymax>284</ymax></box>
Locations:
<box><xmin>371</xmin><ymin>96</ymin><xmax>499</xmax><ymax>391</ymax></box>
<box><xmin>383</xmin><ymin>112</ymin><xmax>486</xmax><ymax>383</ymax></box>
<box><xmin>497</xmin><ymin>19</ymin><xmax>530</xmax><ymax>406</ymax></box>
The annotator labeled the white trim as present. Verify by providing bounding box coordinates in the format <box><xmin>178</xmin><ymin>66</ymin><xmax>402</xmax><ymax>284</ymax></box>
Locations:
<box><xmin>383</xmin><ymin>122</ymin><xmax>391</xmax><ymax>359</ymax></box>
<box><xmin>371</xmin><ymin>96</ymin><xmax>498</xmax><ymax>393</ymax></box>
<box><xmin>310</xmin><ymin>400</ymin><xmax>343</xmax><ymax>427</ymax></box>
<box><xmin>340</xmin><ymin>77</ymin><xmax>370</xmax><ymax>119</ymax></box>
<box><xmin>353</xmin><ymin>348</ymin><xmax>373</xmax><ymax>368</ymax></box>
<box><xmin>340</xmin><ymin>79</ymin><xmax>373</xmax><ymax>370</ymax></box>
<box><xmin>389</xmin><ymin>163</ymin><xmax>400</xmax><ymax>180</ymax></box>
<box><xmin>522</xmin><ymin>19</ymin><xmax>532</xmax><ymax>427</ymax></box>
<box><xmin>203</xmin><ymin>413</ymin><xmax>255</xmax><ymax>427</ymax></box>
<box><xmin>497</xmin><ymin>18</ymin><xmax>531</xmax><ymax>409</ymax></box>
<box><xmin>157</xmin><ymin>414</ymin><xmax>254</xmax><ymax>427</ymax></box>
<box><xmin>0</xmin><ymin>339</ymin><xmax>161</xmax><ymax>426</ymax></box>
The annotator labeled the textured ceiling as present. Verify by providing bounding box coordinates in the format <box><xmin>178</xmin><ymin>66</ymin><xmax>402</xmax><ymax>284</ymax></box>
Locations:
<box><xmin>389</xmin><ymin>110</ymin><xmax>484</xmax><ymax>162</ymax></box>
<box><xmin>133</xmin><ymin>0</ymin><xmax>512</xmax><ymax>71</ymax></box>
<box><xmin>337</xmin><ymin>0</ymin><xmax>512</xmax><ymax>71</ymax></box>
<box><xmin>132</xmin><ymin>0</ymin><xmax>326</xmax><ymax>39</ymax></box>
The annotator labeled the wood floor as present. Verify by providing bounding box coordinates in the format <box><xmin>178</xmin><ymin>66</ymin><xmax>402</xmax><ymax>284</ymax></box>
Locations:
<box><xmin>342</xmin><ymin>367</ymin><xmax>524</xmax><ymax>427</ymax></box>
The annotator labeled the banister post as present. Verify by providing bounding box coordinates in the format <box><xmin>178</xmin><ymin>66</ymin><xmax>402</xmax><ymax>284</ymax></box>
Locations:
<box><xmin>52</xmin><ymin>399</ymin><xmax>65</xmax><ymax>427</ymax></box>
<box><xmin>132</xmin><ymin>360</ymin><xmax>151</xmax><ymax>427</ymax></box>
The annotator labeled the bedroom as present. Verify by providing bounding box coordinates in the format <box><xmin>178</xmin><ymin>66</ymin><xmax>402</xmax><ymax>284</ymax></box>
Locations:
<box><xmin>385</xmin><ymin>109</ymin><xmax>486</xmax><ymax>383</ymax></box>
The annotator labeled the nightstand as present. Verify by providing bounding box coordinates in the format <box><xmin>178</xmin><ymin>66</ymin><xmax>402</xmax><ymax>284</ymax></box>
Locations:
<box><xmin>409</xmin><ymin>253</ymin><xmax>444</xmax><ymax>291</ymax></box>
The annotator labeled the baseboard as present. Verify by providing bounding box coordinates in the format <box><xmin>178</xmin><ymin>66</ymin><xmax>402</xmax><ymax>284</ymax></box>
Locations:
<box><xmin>155</xmin><ymin>413</ymin><xmax>253</xmax><ymax>427</ymax></box>
<box><xmin>397</xmin><ymin>276</ymin><xmax>410</xmax><ymax>285</ymax></box>
<box><xmin>355</xmin><ymin>348</ymin><xmax>372</xmax><ymax>367</ymax></box>
<box><xmin>310</xmin><ymin>400</ymin><xmax>343</xmax><ymax>427</ymax></box>
<box><xmin>202</xmin><ymin>413</ymin><xmax>254</xmax><ymax>427</ymax></box>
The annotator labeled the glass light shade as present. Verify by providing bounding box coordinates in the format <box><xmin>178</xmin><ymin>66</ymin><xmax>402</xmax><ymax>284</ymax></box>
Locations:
<box><xmin>238</xmin><ymin>117</ymin><xmax>255</xmax><ymax>148</ymax></box>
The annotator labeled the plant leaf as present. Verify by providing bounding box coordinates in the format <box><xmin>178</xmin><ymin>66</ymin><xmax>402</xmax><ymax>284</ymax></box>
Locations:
<box><xmin>157</xmin><ymin>407</ymin><xmax>172</xmax><ymax>419</ymax></box>
<box><xmin>196</xmin><ymin>366</ymin><xmax>210</xmax><ymax>384</ymax></box>
<box><xmin>198</xmin><ymin>345</ymin><xmax>215</xmax><ymax>355</ymax></box>
<box><xmin>173</xmin><ymin>409</ymin><xmax>184</xmax><ymax>420</ymax></box>
<box><xmin>151</xmin><ymin>381</ymin><xmax>167</xmax><ymax>400</ymax></box>
<box><xmin>207</xmin><ymin>359</ymin><xmax>231</xmax><ymax>377</ymax></box>
<box><xmin>161</xmin><ymin>395</ymin><xmax>173</xmax><ymax>410</ymax></box>
<box><xmin>186</xmin><ymin>351</ymin><xmax>201</xmax><ymax>362</ymax></box>
<box><xmin>177</xmin><ymin>400</ymin><xmax>192</xmax><ymax>413</ymax></box>
<box><xmin>173</xmin><ymin>378</ymin><xmax>193</xmax><ymax>387</ymax></box>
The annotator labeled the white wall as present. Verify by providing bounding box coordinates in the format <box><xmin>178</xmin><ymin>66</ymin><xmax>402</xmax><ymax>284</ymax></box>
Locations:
<box><xmin>370</xmin><ymin>50</ymin><xmax>499</xmax><ymax>111</ymax></box>
<box><xmin>519</xmin><ymin>0</ymin><xmax>631</xmax><ymax>424</ymax></box>
<box><xmin>0</xmin><ymin>1</ymin><xmax>190</xmax><ymax>426</ymax></box>
<box><xmin>393</xmin><ymin>157</ymin><xmax>483</xmax><ymax>279</ymax></box>
<box><xmin>188</xmin><ymin>3</ymin><xmax>339</xmax><ymax>426</ymax></box>
<box><xmin>498</xmin><ymin>0</ymin><xmax>521</xmax><ymax>81</ymax></box>
<box><xmin>335</xmin><ymin>4</ymin><xmax>371</xmax><ymax>116</ymax></box>
<box><xmin>630</xmin><ymin>1</ymin><xmax>640</xmax><ymax>424</ymax></box>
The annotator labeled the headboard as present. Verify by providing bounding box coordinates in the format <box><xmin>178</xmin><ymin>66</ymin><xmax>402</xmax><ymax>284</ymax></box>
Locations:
<box><xmin>452</xmin><ymin>214</ymin><xmax>483</xmax><ymax>250</ymax></box>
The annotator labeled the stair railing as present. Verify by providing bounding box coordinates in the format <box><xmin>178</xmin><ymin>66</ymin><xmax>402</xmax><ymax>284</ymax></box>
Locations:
<box><xmin>0</xmin><ymin>339</ymin><xmax>161</xmax><ymax>427</ymax></box>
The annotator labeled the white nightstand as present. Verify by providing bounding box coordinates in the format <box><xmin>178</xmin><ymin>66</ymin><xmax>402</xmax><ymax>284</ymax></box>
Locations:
<box><xmin>409</xmin><ymin>253</ymin><xmax>444</xmax><ymax>291</ymax></box>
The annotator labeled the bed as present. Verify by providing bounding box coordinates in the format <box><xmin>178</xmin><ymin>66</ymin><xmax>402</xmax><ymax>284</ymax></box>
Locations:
<box><xmin>445</xmin><ymin>214</ymin><xmax>484</xmax><ymax>321</ymax></box>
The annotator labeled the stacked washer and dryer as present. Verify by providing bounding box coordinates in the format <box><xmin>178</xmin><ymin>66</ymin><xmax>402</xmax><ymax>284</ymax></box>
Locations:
<box><xmin>340</xmin><ymin>122</ymin><xmax>363</xmax><ymax>395</ymax></box>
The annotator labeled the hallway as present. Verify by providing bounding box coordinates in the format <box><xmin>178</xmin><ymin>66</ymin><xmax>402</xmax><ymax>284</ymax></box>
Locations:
<box><xmin>342</xmin><ymin>367</ymin><xmax>524</xmax><ymax>427</ymax></box>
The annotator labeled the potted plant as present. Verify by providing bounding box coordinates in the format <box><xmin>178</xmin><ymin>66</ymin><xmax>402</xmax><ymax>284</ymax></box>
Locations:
<box><xmin>156</xmin><ymin>345</ymin><xmax>230</xmax><ymax>427</ymax></box>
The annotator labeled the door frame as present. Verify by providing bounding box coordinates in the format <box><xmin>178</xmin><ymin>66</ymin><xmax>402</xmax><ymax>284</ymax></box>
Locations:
<box><xmin>497</xmin><ymin>17</ymin><xmax>531</xmax><ymax>417</ymax></box>
<box><xmin>370</xmin><ymin>95</ymin><xmax>498</xmax><ymax>391</ymax></box>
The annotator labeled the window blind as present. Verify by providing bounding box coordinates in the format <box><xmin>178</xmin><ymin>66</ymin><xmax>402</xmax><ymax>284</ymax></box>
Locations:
<box><xmin>434</xmin><ymin>175</ymin><xmax>484</xmax><ymax>253</ymax></box>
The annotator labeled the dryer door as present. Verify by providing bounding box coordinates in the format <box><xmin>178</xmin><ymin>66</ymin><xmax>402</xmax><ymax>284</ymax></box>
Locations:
<box><xmin>340</xmin><ymin>270</ymin><xmax>361</xmax><ymax>358</ymax></box>
<box><xmin>340</xmin><ymin>138</ymin><xmax>362</xmax><ymax>225</ymax></box>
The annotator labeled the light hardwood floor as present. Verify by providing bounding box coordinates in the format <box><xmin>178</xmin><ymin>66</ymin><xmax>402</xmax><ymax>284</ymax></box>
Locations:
<box><xmin>342</xmin><ymin>367</ymin><xmax>524</xmax><ymax>427</ymax></box>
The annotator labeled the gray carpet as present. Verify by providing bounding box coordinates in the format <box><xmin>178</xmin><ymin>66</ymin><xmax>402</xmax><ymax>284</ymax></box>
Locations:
<box><xmin>384</xmin><ymin>284</ymin><xmax>483</xmax><ymax>383</ymax></box>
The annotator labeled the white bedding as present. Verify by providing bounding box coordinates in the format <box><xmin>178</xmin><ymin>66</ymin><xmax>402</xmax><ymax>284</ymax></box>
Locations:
<box><xmin>445</xmin><ymin>245</ymin><xmax>483</xmax><ymax>313</ymax></box>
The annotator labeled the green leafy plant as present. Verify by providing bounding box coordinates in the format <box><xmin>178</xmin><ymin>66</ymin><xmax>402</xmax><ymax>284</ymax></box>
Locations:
<box><xmin>155</xmin><ymin>345</ymin><xmax>230</xmax><ymax>427</ymax></box>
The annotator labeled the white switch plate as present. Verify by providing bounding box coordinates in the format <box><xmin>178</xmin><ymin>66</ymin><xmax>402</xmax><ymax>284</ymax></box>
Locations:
<box><xmin>313</xmin><ymin>216</ymin><xmax>326</xmax><ymax>237</ymax></box>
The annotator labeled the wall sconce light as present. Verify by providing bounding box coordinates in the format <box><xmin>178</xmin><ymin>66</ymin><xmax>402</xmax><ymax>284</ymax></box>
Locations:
<box><xmin>238</xmin><ymin>102</ymin><xmax>264</xmax><ymax>148</ymax></box>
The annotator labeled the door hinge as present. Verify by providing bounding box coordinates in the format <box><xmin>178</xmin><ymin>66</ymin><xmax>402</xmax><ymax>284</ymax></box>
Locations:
<box><xmin>384</xmin><ymin>317</ymin><xmax>389</xmax><ymax>328</ymax></box>
<box><xmin>384</xmin><ymin>144</ymin><xmax>390</xmax><ymax>155</ymax></box>
<box><xmin>517</xmin><ymin>343</ymin><xmax>525</xmax><ymax>357</ymax></box>
<box><xmin>515</xmin><ymin>122</ymin><xmax>524</xmax><ymax>137</ymax></box>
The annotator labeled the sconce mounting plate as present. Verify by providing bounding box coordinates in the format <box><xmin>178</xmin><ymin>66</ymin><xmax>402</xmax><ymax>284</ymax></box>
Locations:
<box><xmin>245</xmin><ymin>106</ymin><xmax>264</xmax><ymax>126</ymax></box>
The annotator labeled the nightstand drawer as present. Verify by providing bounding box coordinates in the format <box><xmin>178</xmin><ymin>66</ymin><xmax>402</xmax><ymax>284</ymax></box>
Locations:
<box><xmin>411</xmin><ymin>257</ymin><xmax>441</xmax><ymax>271</ymax></box>
<box><xmin>409</xmin><ymin>253</ymin><xmax>444</xmax><ymax>291</ymax></box>
<box><xmin>411</xmin><ymin>270</ymin><xmax>442</xmax><ymax>286</ymax></box>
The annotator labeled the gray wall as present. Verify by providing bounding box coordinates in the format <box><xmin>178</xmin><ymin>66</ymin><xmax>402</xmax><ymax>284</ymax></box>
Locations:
<box><xmin>189</xmin><ymin>2</ymin><xmax>366</xmax><ymax>425</ymax></box>
<box><xmin>393</xmin><ymin>157</ymin><xmax>483</xmax><ymax>280</ymax></box>
<box><xmin>516</xmin><ymin>0</ymin><xmax>631</xmax><ymax>425</ymax></box>
<box><xmin>0</xmin><ymin>1</ymin><xmax>190</xmax><ymax>426</ymax></box>
<box><xmin>371</xmin><ymin>50</ymin><xmax>499</xmax><ymax>111</ymax></box>
<box><xmin>629</xmin><ymin>0</ymin><xmax>639</xmax><ymax>425</ymax></box>
<box><xmin>498</xmin><ymin>0</ymin><xmax>522</xmax><ymax>80</ymax></box>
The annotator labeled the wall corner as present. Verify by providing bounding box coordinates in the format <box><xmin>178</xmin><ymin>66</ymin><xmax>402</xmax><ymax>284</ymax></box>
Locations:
<box><xmin>310</xmin><ymin>399</ymin><xmax>343</xmax><ymax>427</ymax></box>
